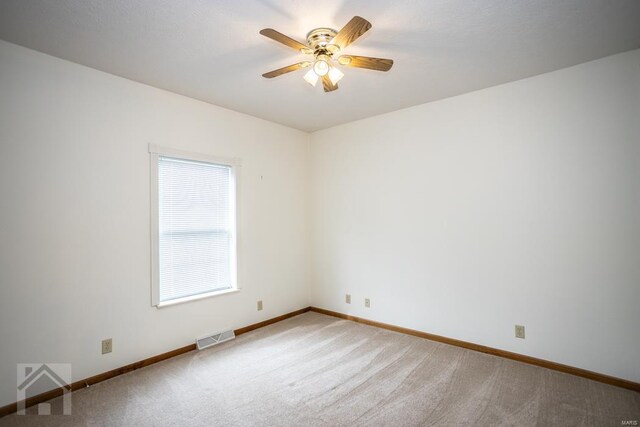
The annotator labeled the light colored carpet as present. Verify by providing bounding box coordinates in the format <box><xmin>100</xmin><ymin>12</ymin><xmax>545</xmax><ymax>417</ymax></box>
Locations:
<box><xmin>2</xmin><ymin>311</ymin><xmax>639</xmax><ymax>426</ymax></box>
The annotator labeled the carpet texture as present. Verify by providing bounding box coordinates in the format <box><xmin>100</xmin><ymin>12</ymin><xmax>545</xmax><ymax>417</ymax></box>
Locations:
<box><xmin>2</xmin><ymin>312</ymin><xmax>639</xmax><ymax>426</ymax></box>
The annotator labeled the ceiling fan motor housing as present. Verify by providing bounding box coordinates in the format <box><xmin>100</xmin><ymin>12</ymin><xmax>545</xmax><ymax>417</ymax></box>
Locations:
<box><xmin>306</xmin><ymin>28</ymin><xmax>338</xmax><ymax>54</ymax></box>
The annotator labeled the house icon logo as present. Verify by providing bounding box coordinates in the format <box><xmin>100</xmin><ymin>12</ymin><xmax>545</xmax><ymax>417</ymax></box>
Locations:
<box><xmin>17</xmin><ymin>363</ymin><xmax>72</xmax><ymax>415</ymax></box>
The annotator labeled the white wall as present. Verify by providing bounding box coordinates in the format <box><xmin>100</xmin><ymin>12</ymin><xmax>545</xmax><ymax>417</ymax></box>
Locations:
<box><xmin>310</xmin><ymin>49</ymin><xmax>640</xmax><ymax>382</ymax></box>
<box><xmin>0</xmin><ymin>40</ymin><xmax>310</xmax><ymax>406</ymax></box>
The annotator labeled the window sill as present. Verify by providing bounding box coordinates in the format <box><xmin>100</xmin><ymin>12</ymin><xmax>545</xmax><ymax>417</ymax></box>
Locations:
<box><xmin>155</xmin><ymin>288</ymin><xmax>239</xmax><ymax>308</ymax></box>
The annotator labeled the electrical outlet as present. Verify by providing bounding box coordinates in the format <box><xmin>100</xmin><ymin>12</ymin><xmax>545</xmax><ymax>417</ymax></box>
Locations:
<box><xmin>515</xmin><ymin>325</ymin><xmax>525</xmax><ymax>339</ymax></box>
<box><xmin>346</xmin><ymin>294</ymin><xmax>351</xmax><ymax>304</ymax></box>
<box><xmin>364</xmin><ymin>298</ymin><xmax>370</xmax><ymax>308</ymax></box>
<box><xmin>257</xmin><ymin>300</ymin><xmax>263</xmax><ymax>311</ymax></box>
<box><xmin>101</xmin><ymin>338</ymin><xmax>112</xmax><ymax>354</ymax></box>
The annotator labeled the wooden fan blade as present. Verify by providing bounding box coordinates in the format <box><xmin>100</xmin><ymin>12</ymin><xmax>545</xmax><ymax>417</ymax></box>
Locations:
<box><xmin>262</xmin><ymin>62</ymin><xmax>310</xmax><ymax>78</ymax></box>
<box><xmin>330</xmin><ymin>16</ymin><xmax>372</xmax><ymax>50</ymax></box>
<box><xmin>322</xmin><ymin>75</ymin><xmax>339</xmax><ymax>92</ymax></box>
<box><xmin>338</xmin><ymin>55</ymin><xmax>393</xmax><ymax>71</ymax></box>
<box><xmin>259</xmin><ymin>28</ymin><xmax>310</xmax><ymax>53</ymax></box>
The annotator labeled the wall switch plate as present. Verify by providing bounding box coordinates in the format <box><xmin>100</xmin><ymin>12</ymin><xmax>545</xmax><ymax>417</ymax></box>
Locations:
<box><xmin>365</xmin><ymin>298</ymin><xmax>370</xmax><ymax>308</ymax></box>
<box><xmin>102</xmin><ymin>338</ymin><xmax>112</xmax><ymax>354</ymax></box>
<box><xmin>346</xmin><ymin>294</ymin><xmax>351</xmax><ymax>304</ymax></box>
<box><xmin>515</xmin><ymin>325</ymin><xmax>525</xmax><ymax>339</ymax></box>
<box><xmin>257</xmin><ymin>300</ymin><xmax>263</xmax><ymax>311</ymax></box>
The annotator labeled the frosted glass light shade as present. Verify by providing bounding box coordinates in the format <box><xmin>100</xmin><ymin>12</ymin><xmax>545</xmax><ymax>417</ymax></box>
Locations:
<box><xmin>313</xmin><ymin>58</ymin><xmax>330</xmax><ymax>76</ymax></box>
<box><xmin>328</xmin><ymin>66</ymin><xmax>344</xmax><ymax>85</ymax></box>
<box><xmin>303</xmin><ymin>68</ymin><xmax>319</xmax><ymax>86</ymax></box>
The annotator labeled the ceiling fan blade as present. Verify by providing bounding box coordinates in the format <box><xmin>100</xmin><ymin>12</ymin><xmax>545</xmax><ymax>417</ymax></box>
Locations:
<box><xmin>330</xmin><ymin>16</ymin><xmax>372</xmax><ymax>50</ymax></box>
<box><xmin>338</xmin><ymin>55</ymin><xmax>393</xmax><ymax>71</ymax></box>
<box><xmin>259</xmin><ymin>28</ymin><xmax>310</xmax><ymax>53</ymax></box>
<box><xmin>322</xmin><ymin>75</ymin><xmax>339</xmax><ymax>92</ymax></box>
<box><xmin>262</xmin><ymin>62</ymin><xmax>311</xmax><ymax>78</ymax></box>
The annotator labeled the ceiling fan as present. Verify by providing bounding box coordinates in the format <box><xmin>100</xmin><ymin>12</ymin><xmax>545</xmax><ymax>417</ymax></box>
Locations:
<box><xmin>259</xmin><ymin>16</ymin><xmax>393</xmax><ymax>92</ymax></box>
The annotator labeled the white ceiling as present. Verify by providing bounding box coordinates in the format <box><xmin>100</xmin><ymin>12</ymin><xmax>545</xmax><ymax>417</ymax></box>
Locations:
<box><xmin>1</xmin><ymin>0</ymin><xmax>639</xmax><ymax>132</ymax></box>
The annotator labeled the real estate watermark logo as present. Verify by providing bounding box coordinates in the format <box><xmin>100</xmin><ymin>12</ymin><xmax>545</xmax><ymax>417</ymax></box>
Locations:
<box><xmin>622</xmin><ymin>421</ymin><xmax>638</xmax><ymax>426</ymax></box>
<box><xmin>17</xmin><ymin>363</ymin><xmax>72</xmax><ymax>415</ymax></box>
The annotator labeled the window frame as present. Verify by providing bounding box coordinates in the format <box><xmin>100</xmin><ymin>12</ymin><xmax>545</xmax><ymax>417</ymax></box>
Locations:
<box><xmin>149</xmin><ymin>144</ymin><xmax>240</xmax><ymax>308</ymax></box>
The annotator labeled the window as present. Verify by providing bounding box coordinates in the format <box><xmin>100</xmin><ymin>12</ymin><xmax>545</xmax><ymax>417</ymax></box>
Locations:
<box><xmin>150</xmin><ymin>145</ymin><xmax>239</xmax><ymax>306</ymax></box>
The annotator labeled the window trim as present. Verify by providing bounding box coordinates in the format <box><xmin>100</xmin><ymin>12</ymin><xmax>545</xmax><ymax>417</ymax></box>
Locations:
<box><xmin>149</xmin><ymin>144</ymin><xmax>241</xmax><ymax>308</ymax></box>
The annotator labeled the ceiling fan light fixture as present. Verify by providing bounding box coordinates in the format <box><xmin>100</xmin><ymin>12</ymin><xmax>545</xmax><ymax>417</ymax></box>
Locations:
<box><xmin>313</xmin><ymin>55</ymin><xmax>330</xmax><ymax>76</ymax></box>
<box><xmin>328</xmin><ymin>66</ymin><xmax>344</xmax><ymax>85</ymax></box>
<box><xmin>260</xmin><ymin>16</ymin><xmax>392</xmax><ymax>92</ymax></box>
<box><xmin>303</xmin><ymin>68</ymin><xmax>319</xmax><ymax>86</ymax></box>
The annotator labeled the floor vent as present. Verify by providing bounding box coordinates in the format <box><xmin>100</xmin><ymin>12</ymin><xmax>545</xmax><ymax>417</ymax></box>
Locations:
<box><xmin>196</xmin><ymin>330</ymin><xmax>235</xmax><ymax>350</ymax></box>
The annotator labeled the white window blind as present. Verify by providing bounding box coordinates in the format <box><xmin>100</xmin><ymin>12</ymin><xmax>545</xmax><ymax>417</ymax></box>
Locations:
<box><xmin>154</xmin><ymin>153</ymin><xmax>237</xmax><ymax>304</ymax></box>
